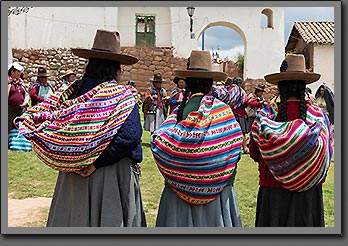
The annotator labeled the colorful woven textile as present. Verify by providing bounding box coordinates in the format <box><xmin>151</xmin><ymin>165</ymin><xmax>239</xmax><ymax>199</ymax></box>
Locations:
<box><xmin>14</xmin><ymin>80</ymin><xmax>136</xmax><ymax>172</ymax></box>
<box><xmin>251</xmin><ymin>102</ymin><xmax>333</xmax><ymax>192</ymax></box>
<box><xmin>8</xmin><ymin>128</ymin><xmax>32</xmax><ymax>152</ymax></box>
<box><xmin>151</xmin><ymin>95</ymin><xmax>243</xmax><ymax>205</ymax></box>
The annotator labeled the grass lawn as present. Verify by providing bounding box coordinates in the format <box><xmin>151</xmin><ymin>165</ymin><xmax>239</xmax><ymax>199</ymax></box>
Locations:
<box><xmin>7</xmin><ymin>111</ymin><xmax>335</xmax><ymax>227</ymax></box>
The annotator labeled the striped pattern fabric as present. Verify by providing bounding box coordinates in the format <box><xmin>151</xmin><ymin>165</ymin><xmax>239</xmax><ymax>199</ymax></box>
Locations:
<box><xmin>14</xmin><ymin>80</ymin><xmax>136</xmax><ymax>172</ymax></box>
<box><xmin>151</xmin><ymin>95</ymin><xmax>243</xmax><ymax>205</ymax></box>
<box><xmin>8</xmin><ymin>128</ymin><xmax>32</xmax><ymax>152</ymax></box>
<box><xmin>251</xmin><ymin>102</ymin><xmax>333</xmax><ymax>192</ymax></box>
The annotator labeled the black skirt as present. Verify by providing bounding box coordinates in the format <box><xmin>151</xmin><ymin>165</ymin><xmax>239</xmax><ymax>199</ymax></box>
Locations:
<box><xmin>235</xmin><ymin>115</ymin><xmax>251</xmax><ymax>134</ymax></box>
<box><xmin>255</xmin><ymin>186</ymin><xmax>325</xmax><ymax>227</ymax></box>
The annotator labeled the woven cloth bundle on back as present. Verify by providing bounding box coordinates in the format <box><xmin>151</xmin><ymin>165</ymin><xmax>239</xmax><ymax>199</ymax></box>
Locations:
<box><xmin>151</xmin><ymin>94</ymin><xmax>243</xmax><ymax>205</ymax></box>
<box><xmin>251</xmin><ymin>102</ymin><xmax>333</xmax><ymax>192</ymax></box>
<box><xmin>14</xmin><ymin>80</ymin><xmax>136</xmax><ymax>172</ymax></box>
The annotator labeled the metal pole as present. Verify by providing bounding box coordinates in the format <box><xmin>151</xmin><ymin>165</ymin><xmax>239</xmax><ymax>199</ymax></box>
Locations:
<box><xmin>190</xmin><ymin>17</ymin><xmax>193</xmax><ymax>33</ymax></box>
<box><xmin>202</xmin><ymin>31</ymin><xmax>205</xmax><ymax>50</ymax></box>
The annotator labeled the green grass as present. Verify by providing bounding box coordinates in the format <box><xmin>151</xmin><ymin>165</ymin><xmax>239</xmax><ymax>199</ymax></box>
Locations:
<box><xmin>7</xmin><ymin>111</ymin><xmax>335</xmax><ymax>227</ymax></box>
<box><xmin>8</xmin><ymin>150</ymin><xmax>58</xmax><ymax>199</ymax></box>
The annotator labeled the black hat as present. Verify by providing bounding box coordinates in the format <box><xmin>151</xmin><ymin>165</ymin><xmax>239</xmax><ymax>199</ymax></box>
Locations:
<box><xmin>150</xmin><ymin>73</ymin><xmax>165</xmax><ymax>83</ymax></box>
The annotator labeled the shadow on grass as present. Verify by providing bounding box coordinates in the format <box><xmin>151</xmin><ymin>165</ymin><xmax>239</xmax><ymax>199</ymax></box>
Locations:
<box><xmin>142</xmin><ymin>142</ymin><xmax>151</xmax><ymax>148</ymax></box>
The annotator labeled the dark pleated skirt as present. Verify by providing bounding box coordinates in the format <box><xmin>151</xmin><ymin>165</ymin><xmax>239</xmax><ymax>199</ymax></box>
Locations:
<box><xmin>235</xmin><ymin>115</ymin><xmax>251</xmax><ymax>134</ymax></box>
<box><xmin>46</xmin><ymin>157</ymin><xmax>146</xmax><ymax>227</ymax></box>
<box><xmin>156</xmin><ymin>184</ymin><xmax>242</xmax><ymax>227</ymax></box>
<box><xmin>255</xmin><ymin>186</ymin><xmax>325</xmax><ymax>227</ymax></box>
<box><xmin>8</xmin><ymin>104</ymin><xmax>24</xmax><ymax>133</ymax></box>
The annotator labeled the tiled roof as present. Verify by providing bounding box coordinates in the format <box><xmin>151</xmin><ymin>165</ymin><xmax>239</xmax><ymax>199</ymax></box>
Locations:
<box><xmin>294</xmin><ymin>21</ymin><xmax>334</xmax><ymax>44</ymax></box>
<box><xmin>285</xmin><ymin>21</ymin><xmax>334</xmax><ymax>52</ymax></box>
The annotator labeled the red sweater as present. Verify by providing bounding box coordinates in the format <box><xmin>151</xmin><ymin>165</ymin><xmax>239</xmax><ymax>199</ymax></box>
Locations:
<box><xmin>249</xmin><ymin>101</ymin><xmax>300</xmax><ymax>188</ymax></box>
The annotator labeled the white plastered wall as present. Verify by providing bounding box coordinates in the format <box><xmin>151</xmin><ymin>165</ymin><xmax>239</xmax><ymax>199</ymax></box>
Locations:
<box><xmin>9</xmin><ymin>6</ymin><xmax>285</xmax><ymax>80</ymax></box>
<box><xmin>308</xmin><ymin>44</ymin><xmax>335</xmax><ymax>94</ymax></box>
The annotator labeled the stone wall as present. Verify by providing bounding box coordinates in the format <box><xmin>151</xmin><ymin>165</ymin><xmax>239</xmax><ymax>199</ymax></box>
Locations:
<box><xmin>12</xmin><ymin>47</ymin><xmax>277</xmax><ymax>101</ymax></box>
<box><xmin>243</xmin><ymin>78</ymin><xmax>278</xmax><ymax>102</ymax></box>
<box><xmin>12</xmin><ymin>47</ymin><xmax>187</xmax><ymax>101</ymax></box>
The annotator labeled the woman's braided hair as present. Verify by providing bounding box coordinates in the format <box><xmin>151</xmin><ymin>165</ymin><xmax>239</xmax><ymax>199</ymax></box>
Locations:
<box><xmin>69</xmin><ymin>58</ymin><xmax>121</xmax><ymax>99</ymax></box>
<box><xmin>278</xmin><ymin>80</ymin><xmax>307</xmax><ymax>121</ymax></box>
<box><xmin>176</xmin><ymin>77</ymin><xmax>213</xmax><ymax>123</ymax></box>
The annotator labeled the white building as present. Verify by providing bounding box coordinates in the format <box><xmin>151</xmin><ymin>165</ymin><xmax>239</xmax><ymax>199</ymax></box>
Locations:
<box><xmin>9</xmin><ymin>6</ymin><xmax>285</xmax><ymax>80</ymax></box>
<box><xmin>285</xmin><ymin>21</ymin><xmax>334</xmax><ymax>93</ymax></box>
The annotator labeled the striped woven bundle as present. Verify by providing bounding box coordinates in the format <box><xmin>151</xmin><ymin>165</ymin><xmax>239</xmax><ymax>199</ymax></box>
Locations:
<box><xmin>14</xmin><ymin>80</ymin><xmax>136</xmax><ymax>172</ymax></box>
<box><xmin>151</xmin><ymin>95</ymin><xmax>243</xmax><ymax>205</ymax></box>
<box><xmin>251</xmin><ymin>102</ymin><xmax>333</xmax><ymax>192</ymax></box>
<box><xmin>8</xmin><ymin>128</ymin><xmax>32</xmax><ymax>152</ymax></box>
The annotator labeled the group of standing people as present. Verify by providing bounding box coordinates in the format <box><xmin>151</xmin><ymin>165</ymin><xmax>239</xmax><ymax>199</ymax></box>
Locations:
<box><xmin>8</xmin><ymin>63</ymin><xmax>78</xmax><ymax>152</ymax></box>
<box><xmin>12</xmin><ymin>29</ymin><xmax>333</xmax><ymax>228</ymax></box>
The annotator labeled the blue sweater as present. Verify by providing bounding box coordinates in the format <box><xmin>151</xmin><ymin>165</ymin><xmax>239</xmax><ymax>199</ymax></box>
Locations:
<box><xmin>74</xmin><ymin>78</ymin><xmax>143</xmax><ymax>169</ymax></box>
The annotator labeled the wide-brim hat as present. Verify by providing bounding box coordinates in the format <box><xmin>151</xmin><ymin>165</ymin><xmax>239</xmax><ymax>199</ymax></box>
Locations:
<box><xmin>264</xmin><ymin>54</ymin><xmax>320</xmax><ymax>85</ymax></box>
<box><xmin>60</xmin><ymin>70</ymin><xmax>76</xmax><ymax>79</ymax></box>
<box><xmin>150</xmin><ymin>73</ymin><xmax>166</xmax><ymax>83</ymax></box>
<box><xmin>174</xmin><ymin>50</ymin><xmax>228</xmax><ymax>81</ymax></box>
<box><xmin>255</xmin><ymin>83</ymin><xmax>266</xmax><ymax>92</ymax></box>
<box><xmin>34</xmin><ymin>67</ymin><xmax>53</xmax><ymax>77</ymax></box>
<box><xmin>71</xmin><ymin>29</ymin><xmax>138</xmax><ymax>65</ymax></box>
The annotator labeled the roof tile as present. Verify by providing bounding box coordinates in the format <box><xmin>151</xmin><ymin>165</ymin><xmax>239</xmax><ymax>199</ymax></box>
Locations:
<box><xmin>294</xmin><ymin>21</ymin><xmax>334</xmax><ymax>44</ymax></box>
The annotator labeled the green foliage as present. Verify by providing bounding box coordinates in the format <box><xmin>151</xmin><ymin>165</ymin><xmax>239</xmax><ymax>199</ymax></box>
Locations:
<box><xmin>235</xmin><ymin>54</ymin><xmax>244</xmax><ymax>74</ymax></box>
<box><xmin>50</xmin><ymin>64</ymin><xmax>61</xmax><ymax>70</ymax></box>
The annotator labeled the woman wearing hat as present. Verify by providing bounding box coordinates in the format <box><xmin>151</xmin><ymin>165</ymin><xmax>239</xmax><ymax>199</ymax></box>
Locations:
<box><xmin>60</xmin><ymin>70</ymin><xmax>76</xmax><ymax>87</ymax></box>
<box><xmin>143</xmin><ymin>73</ymin><xmax>170</xmax><ymax>134</ymax></box>
<box><xmin>151</xmin><ymin>50</ymin><xmax>247</xmax><ymax>227</ymax></box>
<box><xmin>169</xmin><ymin>76</ymin><xmax>186</xmax><ymax>114</ymax></box>
<box><xmin>29</xmin><ymin>67</ymin><xmax>54</xmax><ymax>106</ymax></box>
<box><xmin>8</xmin><ymin>62</ymin><xmax>28</xmax><ymax>132</ymax></box>
<box><xmin>249</xmin><ymin>54</ymin><xmax>333</xmax><ymax>226</ymax></box>
<box><xmin>14</xmin><ymin>30</ymin><xmax>146</xmax><ymax>227</ymax></box>
<box><xmin>8</xmin><ymin>62</ymin><xmax>32</xmax><ymax>152</ymax></box>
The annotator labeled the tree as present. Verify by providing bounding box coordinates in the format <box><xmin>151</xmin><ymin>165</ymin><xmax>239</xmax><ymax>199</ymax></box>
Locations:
<box><xmin>235</xmin><ymin>54</ymin><xmax>244</xmax><ymax>74</ymax></box>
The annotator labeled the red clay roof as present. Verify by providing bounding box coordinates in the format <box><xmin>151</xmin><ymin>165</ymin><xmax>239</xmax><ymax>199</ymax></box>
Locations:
<box><xmin>294</xmin><ymin>21</ymin><xmax>334</xmax><ymax>44</ymax></box>
<box><xmin>286</xmin><ymin>21</ymin><xmax>334</xmax><ymax>51</ymax></box>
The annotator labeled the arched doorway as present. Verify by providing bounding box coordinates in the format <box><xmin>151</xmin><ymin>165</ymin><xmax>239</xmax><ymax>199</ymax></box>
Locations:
<box><xmin>197</xmin><ymin>21</ymin><xmax>247</xmax><ymax>79</ymax></box>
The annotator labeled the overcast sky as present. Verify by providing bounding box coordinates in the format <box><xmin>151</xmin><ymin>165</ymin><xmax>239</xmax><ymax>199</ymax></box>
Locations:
<box><xmin>197</xmin><ymin>7</ymin><xmax>334</xmax><ymax>61</ymax></box>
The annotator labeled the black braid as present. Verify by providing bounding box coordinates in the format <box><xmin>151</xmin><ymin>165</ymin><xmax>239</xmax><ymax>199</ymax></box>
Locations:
<box><xmin>278</xmin><ymin>80</ymin><xmax>307</xmax><ymax>122</ymax></box>
<box><xmin>176</xmin><ymin>77</ymin><xmax>213</xmax><ymax>123</ymax></box>
<box><xmin>176</xmin><ymin>88</ymin><xmax>190</xmax><ymax>123</ymax></box>
<box><xmin>299</xmin><ymin>87</ymin><xmax>307</xmax><ymax>121</ymax></box>
<box><xmin>278</xmin><ymin>84</ymin><xmax>288</xmax><ymax>122</ymax></box>
<box><xmin>69</xmin><ymin>58</ymin><xmax>121</xmax><ymax>99</ymax></box>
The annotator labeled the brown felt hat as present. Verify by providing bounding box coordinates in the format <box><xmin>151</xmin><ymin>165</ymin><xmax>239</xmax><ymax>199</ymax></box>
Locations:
<box><xmin>71</xmin><ymin>29</ymin><xmax>138</xmax><ymax>65</ymax></box>
<box><xmin>150</xmin><ymin>73</ymin><xmax>166</xmax><ymax>83</ymax></box>
<box><xmin>34</xmin><ymin>67</ymin><xmax>53</xmax><ymax>77</ymax></box>
<box><xmin>60</xmin><ymin>70</ymin><xmax>76</xmax><ymax>79</ymax></box>
<box><xmin>174</xmin><ymin>50</ymin><xmax>228</xmax><ymax>81</ymax></box>
<box><xmin>264</xmin><ymin>54</ymin><xmax>320</xmax><ymax>85</ymax></box>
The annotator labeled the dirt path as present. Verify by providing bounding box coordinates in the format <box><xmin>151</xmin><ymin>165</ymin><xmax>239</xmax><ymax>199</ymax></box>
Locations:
<box><xmin>8</xmin><ymin>196</ymin><xmax>52</xmax><ymax>227</ymax></box>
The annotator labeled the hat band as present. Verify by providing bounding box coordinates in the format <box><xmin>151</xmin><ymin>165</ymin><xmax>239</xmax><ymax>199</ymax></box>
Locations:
<box><xmin>91</xmin><ymin>47</ymin><xmax>113</xmax><ymax>53</ymax></box>
<box><xmin>188</xmin><ymin>68</ymin><xmax>209</xmax><ymax>71</ymax></box>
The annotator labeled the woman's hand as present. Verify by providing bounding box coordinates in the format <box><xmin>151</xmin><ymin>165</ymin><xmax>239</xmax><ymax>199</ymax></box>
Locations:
<box><xmin>75</xmin><ymin>165</ymin><xmax>96</xmax><ymax>177</ymax></box>
<box><xmin>20</xmin><ymin>102</ymin><xmax>28</xmax><ymax>108</ymax></box>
